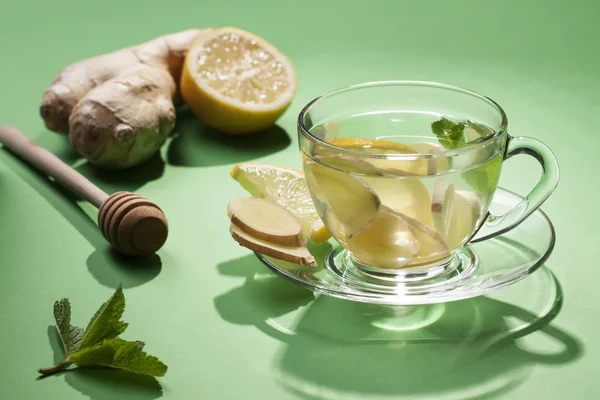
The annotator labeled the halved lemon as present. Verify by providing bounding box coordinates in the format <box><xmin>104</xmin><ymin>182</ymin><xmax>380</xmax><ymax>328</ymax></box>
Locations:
<box><xmin>230</xmin><ymin>162</ymin><xmax>331</xmax><ymax>243</ymax></box>
<box><xmin>180</xmin><ymin>27</ymin><xmax>297</xmax><ymax>134</ymax></box>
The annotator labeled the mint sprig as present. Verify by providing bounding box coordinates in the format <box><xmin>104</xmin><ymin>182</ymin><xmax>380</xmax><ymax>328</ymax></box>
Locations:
<box><xmin>431</xmin><ymin>117</ymin><xmax>501</xmax><ymax>196</ymax></box>
<box><xmin>38</xmin><ymin>285</ymin><xmax>167</xmax><ymax>377</ymax></box>
<box><xmin>431</xmin><ymin>117</ymin><xmax>466</xmax><ymax>149</ymax></box>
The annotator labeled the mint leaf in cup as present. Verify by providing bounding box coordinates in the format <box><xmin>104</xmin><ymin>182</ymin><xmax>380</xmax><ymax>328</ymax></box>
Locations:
<box><xmin>431</xmin><ymin>117</ymin><xmax>500</xmax><ymax>196</ymax></box>
<box><xmin>431</xmin><ymin>117</ymin><xmax>466</xmax><ymax>149</ymax></box>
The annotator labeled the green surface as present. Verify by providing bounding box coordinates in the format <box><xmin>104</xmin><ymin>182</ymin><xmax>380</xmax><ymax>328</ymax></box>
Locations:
<box><xmin>0</xmin><ymin>0</ymin><xmax>598</xmax><ymax>398</ymax></box>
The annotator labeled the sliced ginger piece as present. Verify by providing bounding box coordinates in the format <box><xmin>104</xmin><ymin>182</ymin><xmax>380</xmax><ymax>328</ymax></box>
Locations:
<box><xmin>346</xmin><ymin>205</ymin><xmax>449</xmax><ymax>269</ymax></box>
<box><xmin>227</xmin><ymin>197</ymin><xmax>306</xmax><ymax>247</ymax></box>
<box><xmin>432</xmin><ymin>179</ymin><xmax>455</xmax><ymax>226</ymax></box>
<box><xmin>306</xmin><ymin>160</ymin><xmax>381</xmax><ymax>237</ymax></box>
<box><xmin>432</xmin><ymin>179</ymin><xmax>481</xmax><ymax>249</ymax></box>
<box><xmin>311</xmin><ymin>121</ymin><xmax>342</xmax><ymax>142</ymax></box>
<box><xmin>445</xmin><ymin>190</ymin><xmax>480</xmax><ymax>249</ymax></box>
<box><xmin>399</xmin><ymin>212</ymin><xmax>449</xmax><ymax>266</ymax></box>
<box><xmin>347</xmin><ymin>206</ymin><xmax>420</xmax><ymax>269</ymax></box>
<box><xmin>411</xmin><ymin>142</ymin><xmax>451</xmax><ymax>175</ymax></box>
<box><xmin>230</xmin><ymin>162</ymin><xmax>330</xmax><ymax>244</ymax></box>
<box><xmin>230</xmin><ymin>224</ymin><xmax>316</xmax><ymax>266</ymax></box>
<box><xmin>363</xmin><ymin>176</ymin><xmax>435</xmax><ymax>228</ymax></box>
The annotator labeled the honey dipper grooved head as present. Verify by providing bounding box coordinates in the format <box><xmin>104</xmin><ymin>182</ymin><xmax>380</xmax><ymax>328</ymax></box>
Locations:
<box><xmin>98</xmin><ymin>192</ymin><xmax>168</xmax><ymax>257</ymax></box>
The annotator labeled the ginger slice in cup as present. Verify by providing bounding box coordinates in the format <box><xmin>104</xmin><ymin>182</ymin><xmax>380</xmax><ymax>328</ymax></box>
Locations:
<box><xmin>346</xmin><ymin>206</ymin><xmax>420</xmax><ymax>269</ymax></box>
<box><xmin>431</xmin><ymin>179</ymin><xmax>455</xmax><ymax>226</ymax></box>
<box><xmin>432</xmin><ymin>179</ymin><xmax>481</xmax><ymax>249</ymax></box>
<box><xmin>363</xmin><ymin>176</ymin><xmax>435</xmax><ymax>229</ymax></box>
<box><xmin>227</xmin><ymin>197</ymin><xmax>306</xmax><ymax>247</ymax></box>
<box><xmin>311</xmin><ymin>121</ymin><xmax>342</xmax><ymax>142</ymax></box>
<box><xmin>411</xmin><ymin>142</ymin><xmax>451</xmax><ymax>175</ymax></box>
<box><xmin>345</xmin><ymin>202</ymin><xmax>450</xmax><ymax>269</ymax></box>
<box><xmin>398</xmin><ymin>212</ymin><xmax>449</xmax><ymax>265</ymax></box>
<box><xmin>306</xmin><ymin>160</ymin><xmax>381</xmax><ymax>237</ymax></box>
<box><xmin>230</xmin><ymin>224</ymin><xmax>316</xmax><ymax>266</ymax></box>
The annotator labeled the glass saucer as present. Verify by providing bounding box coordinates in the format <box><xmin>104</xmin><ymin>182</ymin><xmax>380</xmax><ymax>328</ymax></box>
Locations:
<box><xmin>256</xmin><ymin>187</ymin><xmax>555</xmax><ymax>305</ymax></box>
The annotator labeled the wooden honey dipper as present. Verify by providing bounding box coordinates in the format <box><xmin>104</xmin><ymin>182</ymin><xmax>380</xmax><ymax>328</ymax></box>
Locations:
<box><xmin>0</xmin><ymin>125</ymin><xmax>168</xmax><ymax>257</ymax></box>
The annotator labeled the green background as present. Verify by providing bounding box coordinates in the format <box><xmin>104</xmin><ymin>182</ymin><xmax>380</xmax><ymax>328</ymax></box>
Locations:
<box><xmin>1</xmin><ymin>0</ymin><xmax>598</xmax><ymax>398</ymax></box>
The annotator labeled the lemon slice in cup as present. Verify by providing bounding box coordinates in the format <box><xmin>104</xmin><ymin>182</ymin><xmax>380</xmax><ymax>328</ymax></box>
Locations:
<box><xmin>181</xmin><ymin>27</ymin><xmax>297</xmax><ymax>134</ymax></box>
<box><xmin>328</xmin><ymin>138</ymin><xmax>428</xmax><ymax>176</ymax></box>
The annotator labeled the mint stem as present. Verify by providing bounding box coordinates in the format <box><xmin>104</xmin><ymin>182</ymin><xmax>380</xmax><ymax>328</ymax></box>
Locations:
<box><xmin>38</xmin><ymin>356</ymin><xmax>72</xmax><ymax>376</ymax></box>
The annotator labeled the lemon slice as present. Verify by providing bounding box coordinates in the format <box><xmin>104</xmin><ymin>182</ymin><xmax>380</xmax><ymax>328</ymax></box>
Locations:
<box><xmin>230</xmin><ymin>162</ymin><xmax>330</xmax><ymax>243</ymax></box>
<box><xmin>180</xmin><ymin>27</ymin><xmax>297</xmax><ymax>134</ymax></box>
<box><xmin>328</xmin><ymin>138</ymin><xmax>427</xmax><ymax>176</ymax></box>
<box><xmin>328</xmin><ymin>138</ymin><xmax>417</xmax><ymax>153</ymax></box>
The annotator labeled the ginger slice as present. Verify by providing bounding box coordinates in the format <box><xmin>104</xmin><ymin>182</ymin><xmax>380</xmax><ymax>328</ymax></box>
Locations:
<box><xmin>306</xmin><ymin>160</ymin><xmax>381</xmax><ymax>237</ymax></box>
<box><xmin>363</xmin><ymin>175</ymin><xmax>434</xmax><ymax>228</ymax></box>
<box><xmin>399</xmin><ymin>211</ymin><xmax>449</xmax><ymax>265</ymax></box>
<box><xmin>432</xmin><ymin>179</ymin><xmax>455</xmax><ymax>226</ymax></box>
<box><xmin>432</xmin><ymin>179</ymin><xmax>480</xmax><ymax>249</ymax></box>
<box><xmin>411</xmin><ymin>142</ymin><xmax>451</xmax><ymax>175</ymax></box>
<box><xmin>347</xmin><ymin>207</ymin><xmax>420</xmax><ymax>269</ymax></box>
<box><xmin>230</xmin><ymin>224</ymin><xmax>316</xmax><ymax>266</ymax></box>
<box><xmin>227</xmin><ymin>197</ymin><xmax>306</xmax><ymax>247</ymax></box>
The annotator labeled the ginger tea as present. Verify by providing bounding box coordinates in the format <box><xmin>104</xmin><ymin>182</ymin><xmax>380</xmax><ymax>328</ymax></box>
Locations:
<box><xmin>302</xmin><ymin>111</ymin><xmax>502</xmax><ymax>270</ymax></box>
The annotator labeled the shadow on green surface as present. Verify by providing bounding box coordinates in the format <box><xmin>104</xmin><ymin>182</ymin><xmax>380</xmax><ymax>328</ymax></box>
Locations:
<box><xmin>214</xmin><ymin>255</ymin><xmax>315</xmax><ymax>342</ymax></box>
<box><xmin>87</xmin><ymin>249</ymin><xmax>162</xmax><ymax>289</ymax></box>
<box><xmin>214</xmin><ymin>256</ymin><xmax>583</xmax><ymax>400</ymax></box>
<box><xmin>65</xmin><ymin>369</ymin><xmax>162</xmax><ymax>400</ymax></box>
<box><xmin>167</xmin><ymin>109</ymin><xmax>292</xmax><ymax>167</ymax></box>
<box><xmin>32</xmin><ymin>131</ymin><xmax>166</xmax><ymax>195</ymax></box>
<box><xmin>0</xmin><ymin>141</ymin><xmax>163</xmax><ymax>288</ymax></box>
<box><xmin>74</xmin><ymin>151</ymin><xmax>165</xmax><ymax>195</ymax></box>
<box><xmin>42</xmin><ymin>326</ymin><xmax>163</xmax><ymax>400</ymax></box>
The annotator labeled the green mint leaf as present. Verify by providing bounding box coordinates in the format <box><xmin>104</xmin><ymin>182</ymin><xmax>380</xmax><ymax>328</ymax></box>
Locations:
<box><xmin>70</xmin><ymin>325</ymin><xmax>84</xmax><ymax>353</ymax></box>
<box><xmin>78</xmin><ymin>285</ymin><xmax>128</xmax><ymax>350</ymax></box>
<box><xmin>134</xmin><ymin>341</ymin><xmax>145</xmax><ymax>351</ymax></box>
<box><xmin>40</xmin><ymin>287</ymin><xmax>167</xmax><ymax>378</ymax></box>
<box><xmin>53</xmin><ymin>299</ymin><xmax>72</xmax><ymax>353</ymax></box>
<box><xmin>52</xmin><ymin>299</ymin><xmax>84</xmax><ymax>354</ymax></box>
<box><xmin>431</xmin><ymin>117</ymin><xmax>466</xmax><ymax>149</ymax></box>
<box><xmin>463</xmin><ymin>154</ymin><xmax>502</xmax><ymax>196</ymax></box>
<box><xmin>71</xmin><ymin>339</ymin><xmax>167</xmax><ymax>377</ymax></box>
<box><xmin>431</xmin><ymin>118</ymin><xmax>501</xmax><ymax>195</ymax></box>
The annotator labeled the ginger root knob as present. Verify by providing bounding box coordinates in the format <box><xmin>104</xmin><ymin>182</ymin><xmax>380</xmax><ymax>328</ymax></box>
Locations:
<box><xmin>39</xmin><ymin>29</ymin><xmax>208</xmax><ymax>169</ymax></box>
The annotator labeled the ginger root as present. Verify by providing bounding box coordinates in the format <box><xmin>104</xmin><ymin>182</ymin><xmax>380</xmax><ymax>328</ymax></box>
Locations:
<box><xmin>40</xmin><ymin>28</ymin><xmax>208</xmax><ymax>168</ymax></box>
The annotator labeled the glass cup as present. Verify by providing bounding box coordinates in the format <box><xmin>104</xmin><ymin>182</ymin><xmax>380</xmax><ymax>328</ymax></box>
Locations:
<box><xmin>298</xmin><ymin>81</ymin><xmax>559</xmax><ymax>279</ymax></box>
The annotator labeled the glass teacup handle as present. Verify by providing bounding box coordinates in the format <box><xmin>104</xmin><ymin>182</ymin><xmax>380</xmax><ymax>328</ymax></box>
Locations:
<box><xmin>470</xmin><ymin>135</ymin><xmax>560</xmax><ymax>243</ymax></box>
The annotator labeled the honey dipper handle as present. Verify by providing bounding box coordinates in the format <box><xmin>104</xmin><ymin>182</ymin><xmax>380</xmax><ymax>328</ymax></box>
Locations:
<box><xmin>0</xmin><ymin>125</ymin><xmax>109</xmax><ymax>208</ymax></box>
